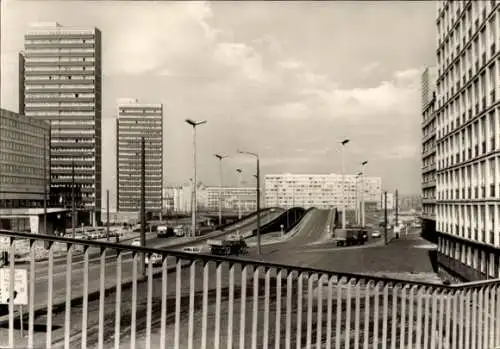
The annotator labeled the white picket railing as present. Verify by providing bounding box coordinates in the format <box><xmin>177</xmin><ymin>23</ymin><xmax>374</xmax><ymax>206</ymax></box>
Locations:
<box><xmin>0</xmin><ymin>230</ymin><xmax>498</xmax><ymax>349</ymax></box>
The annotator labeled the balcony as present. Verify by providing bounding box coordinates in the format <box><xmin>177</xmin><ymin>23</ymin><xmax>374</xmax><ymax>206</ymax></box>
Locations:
<box><xmin>422</xmin><ymin>180</ymin><xmax>436</xmax><ymax>189</ymax></box>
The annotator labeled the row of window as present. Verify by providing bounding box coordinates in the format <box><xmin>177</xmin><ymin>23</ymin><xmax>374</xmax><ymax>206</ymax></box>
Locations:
<box><xmin>25</xmin><ymin>84</ymin><xmax>96</xmax><ymax>90</ymax></box>
<box><xmin>436</xmin><ymin>60</ymin><xmax>497</xmax><ymax>139</ymax></box>
<box><xmin>437</xmin><ymin>1</ymin><xmax>497</xmax><ymax>70</ymax></box>
<box><xmin>25</xmin><ymin>39</ymin><xmax>95</xmax><ymax>44</ymax></box>
<box><xmin>26</xmin><ymin>48</ymin><xmax>95</xmax><ymax>53</ymax></box>
<box><xmin>437</xmin><ymin>107</ymin><xmax>499</xmax><ymax>169</ymax></box>
<box><xmin>26</xmin><ymin>75</ymin><xmax>95</xmax><ymax>81</ymax></box>
<box><xmin>26</xmin><ymin>66</ymin><xmax>95</xmax><ymax>72</ymax></box>
<box><xmin>0</xmin><ymin>175</ymin><xmax>45</xmax><ymax>186</ymax></box>
<box><xmin>25</xmin><ymin>111</ymin><xmax>96</xmax><ymax>117</ymax></box>
<box><xmin>25</xmin><ymin>56</ymin><xmax>96</xmax><ymax>63</ymax></box>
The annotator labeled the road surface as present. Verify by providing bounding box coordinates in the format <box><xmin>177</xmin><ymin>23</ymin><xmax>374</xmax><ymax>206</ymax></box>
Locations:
<box><xmin>0</xmin><ymin>208</ymin><xmax>284</xmax><ymax>320</ymax></box>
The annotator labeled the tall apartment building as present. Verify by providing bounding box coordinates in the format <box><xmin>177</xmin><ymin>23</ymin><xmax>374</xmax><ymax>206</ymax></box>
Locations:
<box><xmin>20</xmin><ymin>22</ymin><xmax>102</xmax><ymax>226</ymax></box>
<box><xmin>116</xmin><ymin>98</ymin><xmax>163</xmax><ymax>213</ymax></box>
<box><xmin>422</xmin><ymin>67</ymin><xmax>438</xmax><ymax>241</ymax></box>
<box><xmin>264</xmin><ymin>173</ymin><xmax>382</xmax><ymax>210</ymax></box>
<box><xmin>163</xmin><ymin>185</ymin><xmax>184</xmax><ymax>212</ymax></box>
<box><xmin>0</xmin><ymin>109</ymin><xmax>50</xmax><ymax>208</ymax></box>
<box><xmin>435</xmin><ymin>0</ymin><xmax>500</xmax><ymax>281</ymax></box>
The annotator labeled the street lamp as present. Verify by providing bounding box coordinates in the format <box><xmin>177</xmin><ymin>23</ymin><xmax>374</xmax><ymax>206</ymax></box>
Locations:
<box><xmin>185</xmin><ymin>118</ymin><xmax>207</xmax><ymax>237</ymax></box>
<box><xmin>236</xmin><ymin>169</ymin><xmax>243</xmax><ymax>219</ymax></box>
<box><xmin>360</xmin><ymin>160</ymin><xmax>368</xmax><ymax>228</ymax></box>
<box><xmin>214</xmin><ymin>153</ymin><xmax>228</xmax><ymax>226</ymax></box>
<box><xmin>356</xmin><ymin>172</ymin><xmax>362</xmax><ymax>226</ymax></box>
<box><xmin>340</xmin><ymin>139</ymin><xmax>350</xmax><ymax>229</ymax></box>
<box><xmin>238</xmin><ymin>150</ymin><xmax>262</xmax><ymax>255</ymax></box>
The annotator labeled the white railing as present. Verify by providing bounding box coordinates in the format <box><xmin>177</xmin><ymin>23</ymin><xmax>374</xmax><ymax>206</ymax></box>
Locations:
<box><xmin>0</xmin><ymin>230</ymin><xmax>498</xmax><ymax>349</ymax></box>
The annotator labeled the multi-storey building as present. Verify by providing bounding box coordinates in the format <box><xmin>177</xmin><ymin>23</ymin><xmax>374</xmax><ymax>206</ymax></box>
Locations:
<box><xmin>0</xmin><ymin>109</ymin><xmax>50</xmax><ymax>208</ymax></box>
<box><xmin>435</xmin><ymin>0</ymin><xmax>500</xmax><ymax>281</ymax></box>
<box><xmin>163</xmin><ymin>185</ymin><xmax>185</xmax><ymax>212</ymax></box>
<box><xmin>205</xmin><ymin>187</ymin><xmax>257</xmax><ymax>212</ymax></box>
<box><xmin>116</xmin><ymin>98</ymin><xmax>163</xmax><ymax>213</ymax></box>
<box><xmin>422</xmin><ymin>67</ymin><xmax>438</xmax><ymax>240</ymax></box>
<box><xmin>264</xmin><ymin>173</ymin><xmax>382</xmax><ymax>210</ymax></box>
<box><xmin>377</xmin><ymin>191</ymin><xmax>395</xmax><ymax>211</ymax></box>
<box><xmin>20</xmin><ymin>22</ymin><xmax>102</xmax><ymax>226</ymax></box>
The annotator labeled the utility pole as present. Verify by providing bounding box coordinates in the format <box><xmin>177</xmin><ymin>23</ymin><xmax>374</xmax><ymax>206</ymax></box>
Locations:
<box><xmin>395</xmin><ymin>189</ymin><xmax>399</xmax><ymax>228</ymax></box>
<box><xmin>384</xmin><ymin>191</ymin><xmax>388</xmax><ymax>245</ymax></box>
<box><xmin>43</xmin><ymin>134</ymin><xmax>47</xmax><ymax>235</ymax></box>
<box><xmin>239</xmin><ymin>150</ymin><xmax>261</xmax><ymax>255</ymax></box>
<box><xmin>236</xmin><ymin>169</ymin><xmax>242</xmax><ymax>220</ymax></box>
<box><xmin>185</xmin><ymin>119</ymin><xmax>207</xmax><ymax>237</ymax></box>
<box><xmin>214</xmin><ymin>154</ymin><xmax>227</xmax><ymax>226</ymax></box>
<box><xmin>256</xmin><ymin>157</ymin><xmax>261</xmax><ymax>255</ymax></box>
<box><xmin>340</xmin><ymin>139</ymin><xmax>350</xmax><ymax>229</ymax></box>
<box><xmin>71</xmin><ymin>160</ymin><xmax>75</xmax><ymax>238</ymax></box>
<box><xmin>360</xmin><ymin>160</ymin><xmax>368</xmax><ymax>228</ymax></box>
<box><xmin>106</xmin><ymin>189</ymin><xmax>110</xmax><ymax>241</ymax></box>
<box><xmin>140</xmin><ymin>137</ymin><xmax>146</xmax><ymax>278</ymax></box>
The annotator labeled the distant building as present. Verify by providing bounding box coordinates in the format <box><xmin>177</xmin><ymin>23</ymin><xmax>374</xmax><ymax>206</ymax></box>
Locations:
<box><xmin>20</xmin><ymin>22</ymin><xmax>103</xmax><ymax>226</ymax></box>
<box><xmin>264</xmin><ymin>173</ymin><xmax>382</xmax><ymax>210</ymax></box>
<box><xmin>163</xmin><ymin>185</ymin><xmax>184</xmax><ymax>212</ymax></box>
<box><xmin>0</xmin><ymin>108</ymin><xmax>50</xmax><ymax>209</ymax></box>
<box><xmin>378</xmin><ymin>192</ymin><xmax>395</xmax><ymax>210</ymax></box>
<box><xmin>421</xmin><ymin>66</ymin><xmax>437</xmax><ymax>241</ymax></box>
<box><xmin>205</xmin><ymin>187</ymin><xmax>257</xmax><ymax>212</ymax></box>
<box><xmin>116</xmin><ymin>98</ymin><xmax>163</xmax><ymax>213</ymax></box>
<box><xmin>421</xmin><ymin>66</ymin><xmax>437</xmax><ymax>110</ymax></box>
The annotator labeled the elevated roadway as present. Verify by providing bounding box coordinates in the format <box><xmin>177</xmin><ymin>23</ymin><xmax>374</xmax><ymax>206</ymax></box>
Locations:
<box><xmin>0</xmin><ymin>208</ymin><xmax>284</xmax><ymax>319</ymax></box>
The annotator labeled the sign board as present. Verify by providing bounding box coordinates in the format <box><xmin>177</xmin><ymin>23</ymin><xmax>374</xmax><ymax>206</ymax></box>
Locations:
<box><xmin>0</xmin><ymin>268</ymin><xmax>28</xmax><ymax>305</ymax></box>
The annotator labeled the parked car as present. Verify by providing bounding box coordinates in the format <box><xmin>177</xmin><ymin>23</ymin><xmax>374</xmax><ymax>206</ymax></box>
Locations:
<box><xmin>371</xmin><ymin>230</ymin><xmax>381</xmax><ymax>238</ymax></box>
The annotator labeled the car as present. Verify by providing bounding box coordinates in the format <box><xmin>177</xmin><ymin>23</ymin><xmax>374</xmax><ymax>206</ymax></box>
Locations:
<box><xmin>131</xmin><ymin>239</ymin><xmax>141</xmax><ymax>247</ymax></box>
<box><xmin>371</xmin><ymin>230</ymin><xmax>381</xmax><ymax>238</ymax></box>
<box><xmin>145</xmin><ymin>253</ymin><xmax>163</xmax><ymax>266</ymax></box>
<box><xmin>182</xmin><ymin>246</ymin><xmax>201</xmax><ymax>253</ymax></box>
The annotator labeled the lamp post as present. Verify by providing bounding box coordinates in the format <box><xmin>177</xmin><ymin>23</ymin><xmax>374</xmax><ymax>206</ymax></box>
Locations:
<box><xmin>185</xmin><ymin>119</ymin><xmax>207</xmax><ymax>237</ymax></box>
<box><xmin>236</xmin><ymin>169</ymin><xmax>243</xmax><ymax>220</ymax></box>
<box><xmin>214</xmin><ymin>154</ymin><xmax>228</xmax><ymax>226</ymax></box>
<box><xmin>238</xmin><ymin>150</ymin><xmax>261</xmax><ymax>255</ymax></box>
<box><xmin>360</xmin><ymin>160</ymin><xmax>368</xmax><ymax>228</ymax></box>
<box><xmin>340</xmin><ymin>139</ymin><xmax>350</xmax><ymax>229</ymax></box>
<box><xmin>355</xmin><ymin>172</ymin><xmax>362</xmax><ymax>226</ymax></box>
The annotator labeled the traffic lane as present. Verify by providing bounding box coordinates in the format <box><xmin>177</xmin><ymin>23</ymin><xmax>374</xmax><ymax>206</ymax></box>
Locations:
<box><xmin>31</xmin><ymin>258</ymin><xmax>262</xmax><ymax>322</ymax></box>
<box><xmin>17</xmin><ymin>212</ymin><xmax>279</xmax><ymax>288</ymax></box>
<box><xmin>257</xmin><ymin>234</ymin><xmax>436</xmax><ymax>275</ymax></box>
<box><xmin>154</xmin><ymin>210</ymin><xmax>284</xmax><ymax>250</ymax></box>
<box><xmin>260</xmin><ymin>209</ymin><xmax>330</xmax><ymax>251</ymax></box>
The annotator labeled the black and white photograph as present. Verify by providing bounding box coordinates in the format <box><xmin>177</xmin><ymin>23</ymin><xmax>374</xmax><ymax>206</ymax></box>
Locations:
<box><xmin>0</xmin><ymin>0</ymin><xmax>499</xmax><ymax>348</ymax></box>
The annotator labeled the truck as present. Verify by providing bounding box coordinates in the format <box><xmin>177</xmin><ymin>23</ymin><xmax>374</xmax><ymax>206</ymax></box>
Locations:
<box><xmin>207</xmin><ymin>238</ymin><xmax>248</xmax><ymax>256</ymax></box>
<box><xmin>333</xmin><ymin>229</ymin><xmax>367</xmax><ymax>247</ymax></box>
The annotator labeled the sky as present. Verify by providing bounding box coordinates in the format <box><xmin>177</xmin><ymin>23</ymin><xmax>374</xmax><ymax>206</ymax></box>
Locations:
<box><xmin>1</xmin><ymin>0</ymin><xmax>436</xmax><ymax>209</ymax></box>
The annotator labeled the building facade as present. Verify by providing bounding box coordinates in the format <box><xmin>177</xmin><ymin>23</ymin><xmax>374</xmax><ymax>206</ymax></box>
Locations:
<box><xmin>205</xmin><ymin>187</ymin><xmax>257</xmax><ymax>212</ymax></box>
<box><xmin>163</xmin><ymin>185</ymin><xmax>185</xmax><ymax>212</ymax></box>
<box><xmin>264</xmin><ymin>173</ymin><xmax>382</xmax><ymax>210</ymax></box>
<box><xmin>0</xmin><ymin>109</ymin><xmax>50</xmax><ymax>208</ymax></box>
<box><xmin>435</xmin><ymin>1</ymin><xmax>500</xmax><ymax>281</ymax></box>
<box><xmin>20</xmin><ymin>22</ymin><xmax>102</xmax><ymax>226</ymax></box>
<box><xmin>116</xmin><ymin>98</ymin><xmax>163</xmax><ymax>213</ymax></box>
<box><xmin>422</xmin><ymin>67</ymin><xmax>438</xmax><ymax>241</ymax></box>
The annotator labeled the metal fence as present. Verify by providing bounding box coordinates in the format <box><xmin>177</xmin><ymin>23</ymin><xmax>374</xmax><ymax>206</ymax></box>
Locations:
<box><xmin>0</xmin><ymin>230</ymin><xmax>499</xmax><ymax>349</ymax></box>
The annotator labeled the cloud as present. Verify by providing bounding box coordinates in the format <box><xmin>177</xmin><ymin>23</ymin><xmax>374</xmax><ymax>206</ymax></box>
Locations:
<box><xmin>394</xmin><ymin>68</ymin><xmax>422</xmax><ymax>81</ymax></box>
<box><xmin>360</xmin><ymin>61</ymin><xmax>380</xmax><ymax>74</ymax></box>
